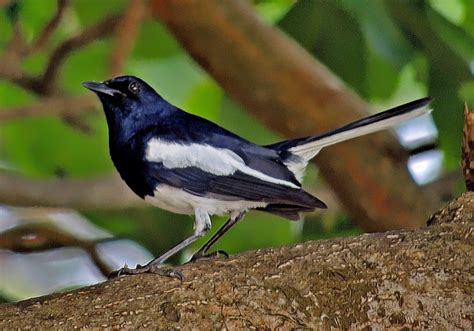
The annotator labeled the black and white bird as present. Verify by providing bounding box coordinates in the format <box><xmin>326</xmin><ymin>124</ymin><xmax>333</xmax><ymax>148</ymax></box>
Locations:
<box><xmin>83</xmin><ymin>76</ymin><xmax>432</xmax><ymax>276</ymax></box>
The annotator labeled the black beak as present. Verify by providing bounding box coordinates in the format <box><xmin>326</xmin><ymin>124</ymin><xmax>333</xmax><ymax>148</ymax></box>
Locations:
<box><xmin>82</xmin><ymin>81</ymin><xmax>125</xmax><ymax>97</ymax></box>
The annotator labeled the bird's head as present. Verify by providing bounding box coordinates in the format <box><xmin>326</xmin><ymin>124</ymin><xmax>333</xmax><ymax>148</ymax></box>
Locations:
<box><xmin>82</xmin><ymin>76</ymin><xmax>162</xmax><ymax>126</ymax></box>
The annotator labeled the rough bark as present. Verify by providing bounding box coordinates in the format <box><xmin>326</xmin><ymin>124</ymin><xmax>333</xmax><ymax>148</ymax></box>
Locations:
<box><xmin>462</xmin><ymin>103</ymin><xmax>474</xmax><ymax>191</ymax></box>
<box><xmin>1</xmin><ymin>193</ymin><xmax>472</xmax><ymax>329</ymax></box>
<box><xmin>148</xmin><ymin>0</ymin><xmax>436</xmax><ymax>232</ymax></box>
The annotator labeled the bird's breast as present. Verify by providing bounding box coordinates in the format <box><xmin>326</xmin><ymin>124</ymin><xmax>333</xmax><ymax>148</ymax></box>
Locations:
<box><xmin>144</xmin><ymin>184</ymin><xmax>267</xmax><ymax>216</ymax></box>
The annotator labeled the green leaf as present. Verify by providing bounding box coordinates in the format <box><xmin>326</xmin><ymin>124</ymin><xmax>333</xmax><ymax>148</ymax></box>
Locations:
<box><xmin>19</xmin><ymin>0</ymin><xmax>56</xmax><ymax>43</ymax></box>
<box><xmin>460</xmin><ymin>82</ymin><xmax>474</xmax><ymax>105</ymax></box>
<box><xmin>371</xmin><ymin>62</ymin><xmax>428</xmax><ymax>111</ymax></box>
<box><xmin>277</xmin><ymin>0</ymin><xmax>320</xmax><ymax>51</ymax></box>
<box><xmin>132</xmin><ymin>20</ymin><xmax>182</xmax><ymax>59</ymax></box>
<box><xmin>429</xmin><ymin>0</ymin><xmax>465</xmax><ymax>24</ymax></box>
<box><xmin>384</xmin><ymin>0</ymin><xmax>472</xmax><ymax>170</ymax></box>
<box><xmin>461</xmin><ymin>0</ymin><xmax>474</xmax><ymax>36</ymax></box>
<box><xmin>338</xmin><ymin>0</ymin><xmax>413</xmax><ymax>69</ymax></box>
<box><xmin>0</xmin><ymin>81</ymin><xmax>112</xmax><ymax>177</ymax></box>
<box><xmin>429</xmin><ymin>65</ymin><xmax>465</xmax><ymax>171</ymax></box>
<box><xmin>255</xmin><ymin>0</ymin><xmax>295</xmax><ymax>24</ymax></box>
<box><xmin>219</xmin><ymin>97</ymin><xmax>279</xmax><ymax>145</ymax></box>
<box><xmin>278</xmin><ymin>0</ymin><xmax>368</xmax><ymax>97</ymax></box>
<box><xmin>184</xmin><ymin>79</ymin><xmax>222</xmax><ymax>122</ymax></box>
<box><xmin>21</xmin><ymin>52</ymin><xmax>48</xmax><ymax>76</ymax></box>
<box><xmin>428</xmin><ymin>6</ymin><xmax>474</xmax><ymax>65</ymax></box>
<box><xmin>61</xmin><ymin>40</ymin><xmax>113</xmax><ymax>93</ymax></box>
<box><xmin>129</xmin><ymin>55</ymin><xmax>206</xmax><ymax>107</ymax></box>
<box><xmin>0</xmin><ymin>11</ymin><xmax>13</xmax><ymax>48</ymax></box>
<box><xmin>0</xmin><ymin>81</ymin><xmax>36</xmax><ymax>107</ymax></box>
<box><xmin>73</xmin><ymin>0</ymin><xmax>126</xmax><ymax>26</ymax></box>
<box><xmin>0</xmin><ymin>114</ymin><xmax>112</xmax><ymax>177</ymax></box>
<box><xmin>366</xmin><ymin>49</ymin><xmax>400</xmax><ymax>101</ymax></box>
<box><xmin>4</xmin><ymin>0</ymin><xmax>20</xmax><ymax>22</ymax></box>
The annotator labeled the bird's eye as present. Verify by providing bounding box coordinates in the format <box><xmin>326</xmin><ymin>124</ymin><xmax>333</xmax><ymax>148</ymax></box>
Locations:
<box><xmin>128</xmin><ymin>82</ymin><xmax>139</xmax><ymax>94</ymax></box>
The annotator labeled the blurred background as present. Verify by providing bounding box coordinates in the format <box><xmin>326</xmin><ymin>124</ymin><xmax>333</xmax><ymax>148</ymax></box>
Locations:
<box><xmin>0</xmin><ymin>0</ymin><xmax>472</xmax><ymax>302</ymax></box>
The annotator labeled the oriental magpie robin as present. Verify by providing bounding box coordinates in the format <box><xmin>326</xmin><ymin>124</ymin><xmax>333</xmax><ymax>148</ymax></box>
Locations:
<box><xmin>83</xmin><ymin>76</ymin><xmax>432</xmax><ymax>277</ymax></box>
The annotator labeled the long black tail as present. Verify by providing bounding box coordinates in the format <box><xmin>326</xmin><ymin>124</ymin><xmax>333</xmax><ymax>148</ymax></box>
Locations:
<box><xmin>268</xmin><ymin>97</ymin><xmax>433</xmax><ymax>181</ymax></box>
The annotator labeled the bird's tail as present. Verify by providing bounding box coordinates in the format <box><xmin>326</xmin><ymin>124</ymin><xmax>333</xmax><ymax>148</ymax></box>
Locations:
<box><xmin>267</xmin><ymin>97</ymin><xmax>433</xmax><ymax>181</ymax></box>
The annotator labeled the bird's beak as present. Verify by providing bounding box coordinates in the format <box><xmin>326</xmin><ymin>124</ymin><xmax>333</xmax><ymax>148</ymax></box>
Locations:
<box><xmin>82</xmin><ymin>81</ymin><xmax>125</xmax><ymax>97</ymax></box>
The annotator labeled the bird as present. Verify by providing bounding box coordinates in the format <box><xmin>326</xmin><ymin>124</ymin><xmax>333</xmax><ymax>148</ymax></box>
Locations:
<box><xmin>83</xmin><ymin>75</ymin><xmax>432</xmax><ymax>277</ymax></box>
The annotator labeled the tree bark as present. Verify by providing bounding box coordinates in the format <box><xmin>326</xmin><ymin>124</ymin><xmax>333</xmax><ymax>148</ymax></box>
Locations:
<box><xmin>148</xmin><ymin>0</ymin><xmax>437</xmax><ymax>232</ymax></box>
<box><xmin>462</xmin><ymin>103</ymin><xmax>474</xmax><ymax>191</ymax></box>
<box><xmin>1</xmin><ymin>193</ymin><xmax>472</xmax><ymax>329</ymax></box>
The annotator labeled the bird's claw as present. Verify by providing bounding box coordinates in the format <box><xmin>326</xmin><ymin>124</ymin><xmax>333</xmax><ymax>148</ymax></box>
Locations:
<box><xmin>190</xmin><ymin>249</ymin><xmax>229</xmax><ymax>262</ymax></box>
<box><xmin>108</xmin><ymin>264</ymin><xmax>183</xmax><ymax>281</ymax></box>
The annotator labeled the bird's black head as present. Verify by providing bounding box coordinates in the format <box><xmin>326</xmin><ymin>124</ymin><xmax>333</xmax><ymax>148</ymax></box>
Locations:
<box><xmin>82</xmin><ymin>76</ymin><xmax>163</xmax><ymax>129</ymax></box>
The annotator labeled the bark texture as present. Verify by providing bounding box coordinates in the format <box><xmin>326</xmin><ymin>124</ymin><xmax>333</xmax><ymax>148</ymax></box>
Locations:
<box><xmin>148</xmin><ymin>0</ymin><xmax>436</xmax><ymax>232</ymax></box>
<box><xmin>462</xmin><ymin>103</ymin><xmax>474</xmax><ymax>191</ymax></box>
<box><xmin>1</xmin><ymin>193</ymin><xmax>473</xmax><ymax>330</ymax></box>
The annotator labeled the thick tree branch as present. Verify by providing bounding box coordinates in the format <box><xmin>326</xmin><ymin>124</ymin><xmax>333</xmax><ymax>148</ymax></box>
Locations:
<box><xmin>1</xmin><ymin>193</ymin><xmax>472</xmax><ymax>329</ymax></box>
<box><xmin>149</xmin><ymin>0</ymin><xmax>437</xmax><ymax>232</ymax></box>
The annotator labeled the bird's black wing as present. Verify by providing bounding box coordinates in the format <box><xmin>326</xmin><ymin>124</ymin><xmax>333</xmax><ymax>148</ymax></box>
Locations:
<box><xmin>142</xmin><ymin>111</ymin><xmax>302</xmax><ymax>188</ymax></box>
<box><xmin>149</xmin><ymin>164</ymin><xmax>326</xmax><ymax>209</ymax></box>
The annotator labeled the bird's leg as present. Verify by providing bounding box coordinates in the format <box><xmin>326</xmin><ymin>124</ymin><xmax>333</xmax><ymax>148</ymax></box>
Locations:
<box><xmin>190</xmin><ymin>211</ymin><xmax>246</xmax><ymax>262</ymax></box>
<box><xmin>109</xmin><ymin>209</ymin><xmax>211</xmax><ymax>279</ymax></box>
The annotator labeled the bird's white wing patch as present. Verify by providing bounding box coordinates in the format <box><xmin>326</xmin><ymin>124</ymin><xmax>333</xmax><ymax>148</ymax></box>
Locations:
<box><xmin>145</xmin><ymin>138</ymin><xmax>299</xmax><ymax>188</ymax></box>
<box><xmin>146</xmin><ymin>138</ymin><xmax>239</xmax><ymax>176</ymax></box>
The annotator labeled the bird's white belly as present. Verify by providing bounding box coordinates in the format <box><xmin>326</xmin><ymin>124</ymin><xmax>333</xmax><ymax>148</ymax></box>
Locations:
<box><xmin>144</xmin><ymin>184</ymin><xmax>267</xmax><ymax>216</ymax></box>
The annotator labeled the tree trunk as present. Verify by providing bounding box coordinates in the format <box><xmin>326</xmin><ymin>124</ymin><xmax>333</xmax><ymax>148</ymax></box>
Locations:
<box><xmin>148</xmin><ymin>0</ymin><xmax>437</xmax><ymax>232</ymax></box>
<box><xmin>1</xmin><ymin>193</ymin><xmax>472</xmax><ymax>329</ymax></box>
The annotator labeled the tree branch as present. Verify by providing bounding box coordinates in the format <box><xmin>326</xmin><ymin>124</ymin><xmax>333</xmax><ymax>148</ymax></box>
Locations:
<box><xmin>38</xmin><ymin>13</ymin><xmax>122</xmax><ymax>95</ymax></box>
<box><xmin>0</xmin><ymin>10</ymin><xmax>122</xmax><ymax>96</ymax></box>
<box><xmin>109</xmin><ymin>0</ymin><xmax>145</xmax><ymax>76</ymax></box>
<box><xmin>0</xmin><ymin>169</ymin><xmax>457</xmax><ymax>218</ymax></box>
<box><xmin>0</xmin><ymin>173</ymin><xmax>145</xmax><ymax>210</ymax></box>
<box><xmin>30</xmin><ymin>0</ymin><xmax>69</xmax><ymax>53</ymax></box>
<box><xmin>148</xmin><ymin>0</ymin><xmax>437</xmax><ymax>232</ymax></box>
<box><xmin>0</xmin><ymin>22</ymin><xmax>30</xmax><ymax>89</ymax></box>
<box><xmin>0</xmin><ymin>223</ymin><xmax>110</xmax><ymax>276</ymax></box>
<box><xmin>0</xmin><ymin>95</ymin><xmax>97</xmax><ymax>121</ymax></box>
<box><xmin>0</xmin><ymin>171</ymin><xmax>342</xmax><ymax>212</ymax></box>
<box><xmin>1</xmin><ymin>193</ymin><xmax>472</xmax><ymax>329</ymax></box>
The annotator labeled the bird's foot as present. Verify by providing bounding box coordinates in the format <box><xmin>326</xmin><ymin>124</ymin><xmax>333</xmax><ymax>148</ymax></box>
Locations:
<box><xmin>190</xmin><ymin>249</ymin><xmax>229</xmax><ymax>263</ymax></box>
<box><xmin>108</xmin><ymin>263</ymin><xmax>183</xmax><ymax>281</ymax></box>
